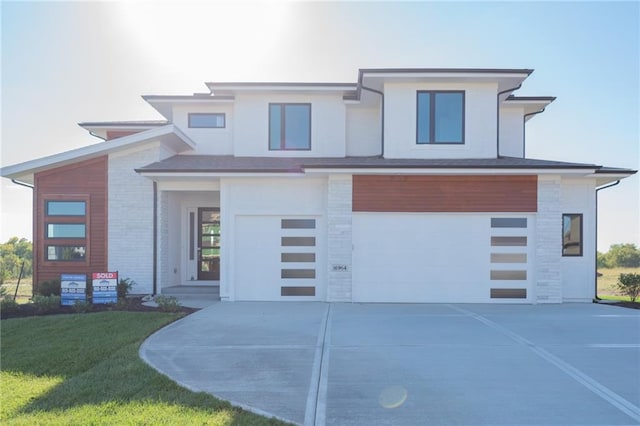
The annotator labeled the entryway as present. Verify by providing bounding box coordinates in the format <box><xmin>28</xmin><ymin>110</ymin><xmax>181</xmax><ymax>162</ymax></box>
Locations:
<box><xmin>197</xmin><ymin>207</ymin><xmax>220</xmax><ymax>281</ymax></box>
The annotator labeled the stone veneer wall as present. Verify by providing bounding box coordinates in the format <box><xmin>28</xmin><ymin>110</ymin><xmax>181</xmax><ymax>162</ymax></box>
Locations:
<box><xmin>327</xmin><ymin>174</ymin><xmax>353</xmax><ymax>302</ymax></box>
<box><xmin>535</xmin><ymin>175</ymin><xmax>563</xmax><ymax>303</ymax></box>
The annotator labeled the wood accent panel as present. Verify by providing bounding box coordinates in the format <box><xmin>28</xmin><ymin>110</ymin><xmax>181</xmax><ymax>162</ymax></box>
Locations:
<box><xmin>33</xmin><ymin>156</ymin><xmax>108</xmax><ymax>288</ymax></box>
<box><xmin>353</xmin><ymin>175</ymin><xmax>537</xmax><ymax>212</ymax></box>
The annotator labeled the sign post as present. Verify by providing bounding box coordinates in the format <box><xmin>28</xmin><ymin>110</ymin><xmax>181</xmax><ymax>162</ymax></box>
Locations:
<box><xmin>92</xmin><ymin>272</ymin><xmax>118</xmax><ymax>304</ymax></box>
<box><xmin>60</xmin><ymin>274</ymin><xmax>87</xmax><ymax>306</ymax></box>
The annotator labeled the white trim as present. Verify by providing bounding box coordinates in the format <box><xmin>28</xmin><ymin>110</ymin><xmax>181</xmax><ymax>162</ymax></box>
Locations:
<box><xmin>303</xmin><ymin>167</ymin><xmax>599</xmax><ymax>175</ymax></box>
<box><xmin>140</xmin><ymin>172</ymin><xmax>307</xmax><ymax>179</ymax></box>
<box><xmin>1</xmin><ymin>125</ymin><xmax>196</xmax><ymax>183</ymax></box>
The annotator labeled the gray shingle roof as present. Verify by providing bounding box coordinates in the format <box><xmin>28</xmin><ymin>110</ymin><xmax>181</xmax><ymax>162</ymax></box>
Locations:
<box><xmin>136</xmin><ymin>155</ymin><xmax>636</xmax><ymax>174</ymax></box>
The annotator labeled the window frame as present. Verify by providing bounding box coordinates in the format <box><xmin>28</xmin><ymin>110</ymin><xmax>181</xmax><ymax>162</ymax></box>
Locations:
<box><xmin>562</xmin><ymin>213</ymin><xmax>583</xmax><ymax>257</ymax></box>
<box><xmin>188</xmin><ymin>112</ymin><xmax>226</xmax><ymax>128</ymax></box>
<box><xmin>416</xmin><ymin>90</ymin><xmax>465</xmax><ymax>145</ymax></box>
<box><xmin>268</xmin><ymin>103</ymin><xmax>312</xmax><ymax>151</ymax></box>
<box><xmin>43</xmin><ymin>196</ymin><xmax>89</xmax><ymax>263</ymax></box>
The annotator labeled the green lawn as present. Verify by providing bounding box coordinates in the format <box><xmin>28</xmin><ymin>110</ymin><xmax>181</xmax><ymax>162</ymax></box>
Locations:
<box><xmin>1</xmin><ymin>277</ymin><xmax>32</xmax><ymax>304</ymax></box>
<box><xmin>1</xmin><ymin>312</ymin><xmax>288</xmax><ymax>425</ymax></box>
<box><xmin>597</xmin><ymin>267</ymin><xmax>640</xmax><ymax>297</ymax></box>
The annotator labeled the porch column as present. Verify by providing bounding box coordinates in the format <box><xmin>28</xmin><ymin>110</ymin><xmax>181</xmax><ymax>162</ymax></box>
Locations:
<box><xmin>327</xmin><ymin>174</ymin><xmax>353</xmax><ymax>302</ymax></box>
<box><xmin>535</xmin><ymin>175</ymin><xmax>563</xmax><ymax>303</ymax></box>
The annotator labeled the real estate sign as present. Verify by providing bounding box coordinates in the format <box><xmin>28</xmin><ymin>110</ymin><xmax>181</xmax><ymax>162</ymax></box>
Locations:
<box><xmin>92</xmin><ymin>272</ymin><xmax>118</xmax><ymax>304</ymax></box>
<box><xmin>60</xmin><ymin>274</ymin><xmax>87</xmax><ymax>306</ymax></box>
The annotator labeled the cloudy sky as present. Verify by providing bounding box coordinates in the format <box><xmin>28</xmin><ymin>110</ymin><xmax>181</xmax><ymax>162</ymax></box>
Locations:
<box><xmin>1</xmin><ymin>1</ymin><xmax>638</xmax><ymax>250</ymax></box>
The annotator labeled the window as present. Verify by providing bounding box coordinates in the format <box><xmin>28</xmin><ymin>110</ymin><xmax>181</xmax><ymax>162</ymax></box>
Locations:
<box><xmin>417</xmin><ymin>91</ymin><xmax>464</xmax><ymax>144</ymax></box>
<box><xmin>44</xmin><ymin>198</ymin><xmax>87</xmax><ymax>262</ymax></box>
<box><xmin>47</xmin><ymin>246</ymin><xmax>86</xmax><ymax>261</ymax></box>
<box><xmin>47</xmin><ymin>201</ymin><xmax>86</xmax><ymax>216</ymax></box>
<box><xmin>562</xmin><ymin>214</ymin><xmax>583</xmax><ymax>256</ymax></box>
<box><xmin>269</xmin><ymin>103</ymin><xmax>311</xmax><ymax>150</ymax></box>
<box><xmin>188</xmin><ymin>113</ymin><xmax>225</xmax><ymax>128</ymax></box>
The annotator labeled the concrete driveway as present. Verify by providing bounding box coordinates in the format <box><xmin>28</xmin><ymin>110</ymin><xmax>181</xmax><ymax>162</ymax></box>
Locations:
<box><xmin>140</xmin><ymin>303</ymin><xmax>640</xmax><ymax>425</ymax></box>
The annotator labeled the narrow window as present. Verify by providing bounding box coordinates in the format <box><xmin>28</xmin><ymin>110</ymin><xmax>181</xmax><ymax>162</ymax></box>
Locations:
<box><xmin>417</xmin><ymin>91</ymin><xmax>464</xmax><ymax>144</ymax></box>
<box><xmin>562</xmin><ymin>214</ymin><xmax>583</xmax><ymax>256</ymax></box>
<box><xmin>188</xmin><ymin>113</ymin><xmax>225</xmax><ymax>128</ymax></box>
<box><xmin>46</xmin><ymin>201</ymin><xmax>86</xmax><ymax>216</ymax></box>
<box><xmin>46</xmin><ymin>246</ymin><xmax>86</xmax><ymax>261</ymax></box>
<box><xmin>47</xmin><ymin>224</ymin><xmax>86</xmax><ymax>238</ymax></box>
<box><xmin>269</xmin><ymin>103</ymin><xmax>311</xmax><ymax>150</ymax></box>
<box><xmin>44</xmin><ymin>198</ymin><xmax>87</xmax><ymax>262</ymax></box>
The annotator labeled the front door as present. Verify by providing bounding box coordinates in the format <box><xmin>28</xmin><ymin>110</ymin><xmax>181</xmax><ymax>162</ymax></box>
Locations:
<box><xmin>197</xmin><ymin>208</ymin><xmax>220</xmax><ymax>280</ymax></box>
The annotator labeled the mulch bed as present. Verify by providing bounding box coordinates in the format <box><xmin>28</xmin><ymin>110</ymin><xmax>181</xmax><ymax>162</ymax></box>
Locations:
<box><xmin>1</xmin><ymin>297</ymin><xmax>199</xmax><ymax>320</ymax></box>
<box><xmin>608</xmin><ymin>300</ymin><xmax>640</xmax><ymax>310</ymax></box>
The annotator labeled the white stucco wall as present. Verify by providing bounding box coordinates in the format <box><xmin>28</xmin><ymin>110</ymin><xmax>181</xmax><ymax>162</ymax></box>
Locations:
<box><xmin>172</xmin><ymin>104</ymin><xmax>234</xmax><ymax>155</ymax></box>
<box><xmin>561</xmin><ymin>178</ymin><xmax>596</xmax><ymax>302</ymax></box>
<box><xmin>220</xmin><ymin>176</ymin><xmax>327</xmax><ymax>301</ymax></box>
<box><xmin>108</xmin><ymin>142</ymin><xmax>171</xmax><ymax>294</ymax></box>
<box><xmin>346</xmin><ymin>105</ymin><xmax>381</xmax><ymax>156</ymax></box>
<box><xmin>232</xmin><ymin>93</ymin><xmax>346</xmax><ymax>157</ymax></box>
<box><xmin>499</xmin><ymin>106</ymin><xmax>525</xmax><ymax>158</ymax></box>
<box><xmin>383</xmin><ymin>82</ymin><xmax>499</xmax><ymax>159</ymax></box>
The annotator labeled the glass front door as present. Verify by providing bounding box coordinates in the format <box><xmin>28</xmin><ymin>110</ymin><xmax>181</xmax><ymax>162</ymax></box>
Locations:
<box><xmin>198</xmin><ymin>208</ymin><xmax>220</xmax><ymax>280</ymax></box>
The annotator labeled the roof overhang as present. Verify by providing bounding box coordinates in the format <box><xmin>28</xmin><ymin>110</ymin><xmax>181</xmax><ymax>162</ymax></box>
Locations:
<box><xmin>206</xmin><ymin>82</ymin><xmax>357</xmax><ymax>97</ymax></box>
<box><xmin>142</xmin><ymin>95</ymin><xmax>235</xmax><ymax>120</ymax></box>
<box><xmin>1</xmin><ymin>125</ymin><xmax>196</xmax><ymax>184</ymax></box>
<box><xmin>504</xmin><ymin>96</ymin><xmax>556</xmax><ymax>120</ymax></box>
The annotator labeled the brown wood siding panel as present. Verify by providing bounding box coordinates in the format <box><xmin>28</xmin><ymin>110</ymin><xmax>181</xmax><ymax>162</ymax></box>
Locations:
<box><xmin>33</xmin><ymin>156</ymin><xmax>108</xmax><ymax>288</ymax></box>
<box><xmin>353</xmin><ymin>175</ymin><xmax>537</xmax><ymax>213</ymax></box>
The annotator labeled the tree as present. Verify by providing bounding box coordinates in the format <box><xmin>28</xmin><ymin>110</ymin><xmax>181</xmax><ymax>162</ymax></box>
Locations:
<box><xmin>0</xmin><ymin>237</ymin><xmax>32</xmax><ymax>283</ymax></box>
<box><xmin>606</xmin><ymin>243</ymin><xmax>640</xmax><ymax>268</ymax></box>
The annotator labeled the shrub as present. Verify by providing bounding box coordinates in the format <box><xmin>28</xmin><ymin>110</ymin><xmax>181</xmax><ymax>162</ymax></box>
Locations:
<box><xmin>154</xmin><ymin>295</ymin><xmax>182</xmax><ymax>313</ymax></box>
<box><xmin>118</xmin><ymin>278</ymin><xmax>135</xmax><ymax>299</ymax></box>
<box><xmin>73</xmin><ymin>300</ymin><xmax>92</xmax><ymax>313</ymax></box>
<box><xmin>1</xmin><ymin>295</ymin><xmax>20</xmax><ymax>313</ymax></box>
<box><xmin>36</xmin><ymin>279</ymin><xmax>61</xmax><ymax>296</ymax></box>
<box><xmin>31</xmin><ymin>295</ymin><xmax>61</xmax><ymax>314</ymax></box>
<box><xmin>616</xmin><ymin>273</ymin><xmax>640</xmax><ymax>303</ymax></box>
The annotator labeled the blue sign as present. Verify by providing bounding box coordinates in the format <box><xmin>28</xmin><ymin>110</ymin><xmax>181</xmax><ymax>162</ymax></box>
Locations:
<box><xmin>61</xmin><ymin>274</ymin><xmax>87</xmax><ymax>306</ymax></box>
<box><xmin>92</xmin><ymin>272</ymin><xmax>118</xmax><ymax>304</ymax></box>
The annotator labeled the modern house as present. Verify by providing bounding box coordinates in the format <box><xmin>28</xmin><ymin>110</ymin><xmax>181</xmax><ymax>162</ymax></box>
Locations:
<box><xmin>2</xmin><ymin>68</ymin><xmax>635</xmax><ymax>303</ymax></box>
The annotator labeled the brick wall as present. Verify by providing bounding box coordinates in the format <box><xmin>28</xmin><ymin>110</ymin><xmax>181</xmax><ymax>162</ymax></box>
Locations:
<box><xmin>535</xmin><ymin>175</ymin><xmax>563</xmax><ymax>303</ymax></box>
<box><xmin>327</xmin><ymin>174</ymin><xmax>353</xmax><ymax>301</ymax></box>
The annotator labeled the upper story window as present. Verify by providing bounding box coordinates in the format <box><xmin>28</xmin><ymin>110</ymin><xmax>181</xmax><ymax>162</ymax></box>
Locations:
<box><xmin>269</xmin><ymin>103</ymin><xmax>311</xmax><ymax>150</ymax></box>
<box><xmin>47</xmin><ymin>201</ymin><xmax>86</xmax><ymax>216</ymax></box>
<box><xmin>188</xmin><ymin>113</ymin><xmax>225</xmax><ymax>128</ymax></box>
<box><xmin>416</xmin><ymin>91</ymin><xmax>465</xmax><ymax>144</ymax></box>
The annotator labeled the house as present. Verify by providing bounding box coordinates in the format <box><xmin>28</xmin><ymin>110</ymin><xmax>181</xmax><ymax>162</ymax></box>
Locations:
<box><xmin>2</xmin><ymin>68</ymin><xmax>636</xmax><ymax>303</ymax></box>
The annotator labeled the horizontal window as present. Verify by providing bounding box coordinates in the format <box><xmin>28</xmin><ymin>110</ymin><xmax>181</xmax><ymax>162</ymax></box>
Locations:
<box><xmin>491</xmin><ymin>236</ymin><xmax>527</xmax><ymax>247</ymax></box>
<box><xmin>281</xmin><ymin>237</ymin><xmax>316</xmax><ymax>247</ymax></box>
<box><xmin>47</xmin><ymin>246</ymin><xmax>86</xmax><ymax>261</ymax></box>
<box><xmin>47</xmin><ymin>223</ymin><xmax>86</xmax><ymax>238</ymax></box>
<box><xmin>417</xmin><ymin>91</ymin><xmax>464</xmax><ymax>144</ymax></box>
<box><xmin>281</xmin><ymin>269</ymin><xmax>316</xmax><ymax>279</ymax></box>
<box><xmin>491</xmin><ymin>253</ymin><xmax>527</xmax><ymax>263</ymax></box>
<box><xmin>491</xmin><ymin>218</ymin><xmax>527</xmax><ymax>228</ymax></box>
<box><xmin>563</xmin><ymin>213</ymin><xmax>583</xmax><ymax>256</ymax></box>
<box><xmin>281</xmin><ymin>219</ymin><xmax>316</xmax><ymax>229</ymax></box>
<box><xmin>490</xmin><ymin>288</ymin><xmax>527</xmax><ymax>299</ymax></box>
<box><xmin>281</xmin><ymin>286</ymin><xmax>315</xmax><ymax>296</ymax></box>
<box><xmin>46</xmin><ymin>201</ymin><xmax>86</xmax><ymax>216</ymax></box>
<box><xmin>490</xmin><ymin>270</ymin><xmax>527</xmax><ymax>280</ymax></box>
<box><xmin>188</xmin><ymin>113</ymin><xmax>225</xmax><ymax>128</ymax></box>
<box><xmin>269</xmin><ymin>103</ymin><xmax>311</xmax><ymax>150</ymax></box>
<box><xmin>281</xmin><ymin>253</ymin><xmax>316</xmax><ymax>263</ymax></box>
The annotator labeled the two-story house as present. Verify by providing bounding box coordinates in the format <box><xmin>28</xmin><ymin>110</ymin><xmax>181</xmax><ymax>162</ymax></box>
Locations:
<box><xmin>2</xmin><ymin>68</ymin><xmax>635</xmax><ymax>303</ymax></box>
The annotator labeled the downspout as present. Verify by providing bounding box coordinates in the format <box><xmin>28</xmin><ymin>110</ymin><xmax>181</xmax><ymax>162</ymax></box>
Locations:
<box><xmin>153</xmin><ymin>181</ymin><xmax>158</xmax><ymax>295</ymax></box>
<box><xmin>11</xmin><ymin>179</ymin><xmax>34</xmax><ymax>189</ymax></box>
<box><xmin>522</xmin><ymin>108</ymin><xmax>546</xmax><ymax>157</ymax></box>
<box><xmin>89</xmin><ymin>131</ymin><xmax>107</xmax><ymax>141</ymax></box>
<box><xmin>496</xmin><ymin>84</ymin><xmax>522</xmax><ymax>157</ymax></box>
<box><xmin>593</xmin><ymin>179</ymin><xmax>620</xmax><ymax>302</ymax></box>
<box><xmin>360</xmin><ymin>85</ymin><xmax>385</xmax><ymax>157</ymax></box>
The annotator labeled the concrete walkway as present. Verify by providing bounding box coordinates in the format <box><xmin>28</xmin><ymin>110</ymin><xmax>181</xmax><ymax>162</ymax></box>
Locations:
<box><xmin>140</xmin><ymin>303</ymin><xmax>640</xmax><ymax>425</ymax></box>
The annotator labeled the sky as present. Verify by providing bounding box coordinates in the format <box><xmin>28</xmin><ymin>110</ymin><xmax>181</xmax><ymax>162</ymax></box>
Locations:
<box><xmin>1</xmin><ymin>1</ymin><xmax>638</xmax><ymax>251</ymax></box>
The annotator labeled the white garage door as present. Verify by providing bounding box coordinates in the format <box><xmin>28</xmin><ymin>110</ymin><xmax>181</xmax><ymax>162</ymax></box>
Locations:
<box><xmin>352</xmin><ymin>213</ymin><xmax>533</xmax><ymax>303</ymax></box>
<box><xmin>234</xmin><ymin>215</ymin><xmax>324</xmax><ymax>301</ymax></box>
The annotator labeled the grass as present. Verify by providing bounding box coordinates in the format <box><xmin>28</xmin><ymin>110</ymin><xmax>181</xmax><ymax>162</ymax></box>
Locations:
<box><xmin>1</xmin><ymin>312</ymin><xmax>288</xmax><ymax>425</ymax></box>
<box><xmin>596</xmin><ymin>267</ymin><xmax>640</xmax><ymax>297</ymax></box>
<box><xmin>1</xmin><ymin>277</ymin><xmax>32</xmax><ymax>304</ymax></box>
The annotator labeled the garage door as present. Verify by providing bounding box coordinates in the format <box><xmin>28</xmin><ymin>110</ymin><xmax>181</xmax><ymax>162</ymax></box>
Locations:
<box><xmin>352</xmin><ymin>213</ymin><xmax>533</xmax><ymax>303</ymax></box>
<box><xmin>234</xmin><ymin>215</ymin><xmax>324</xmax><ymax>301</ymax></box>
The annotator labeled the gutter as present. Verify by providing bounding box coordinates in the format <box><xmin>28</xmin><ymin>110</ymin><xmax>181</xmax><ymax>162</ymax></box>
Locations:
<box><xmin>593</xmin><ymin>180</ymin><xmax>620</xmax><ymax>302</ymax></box>
<box><xmin>11</xmin><ymin>179</ymin><xmax>34</xmax><ymax>189</ymax></box>
<box><xmin>496</xmin><ymin>84</ymin><xmax>522</xmax><ymax>156</ymax></box>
